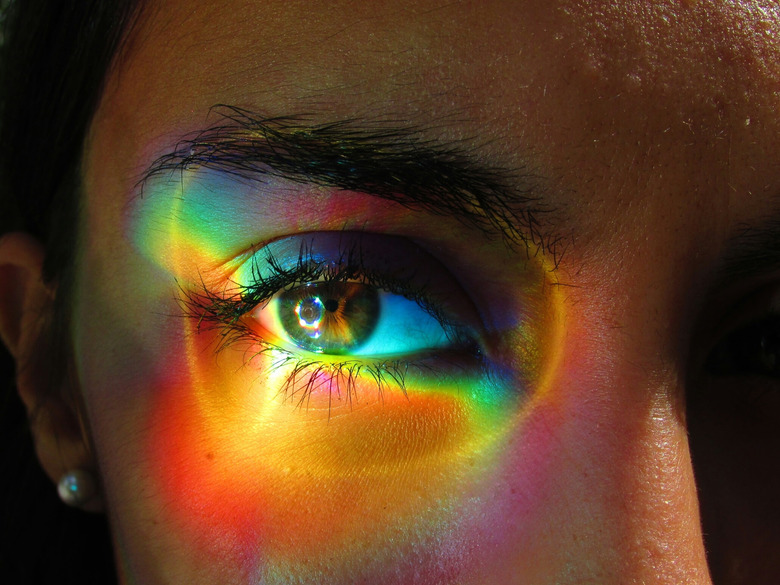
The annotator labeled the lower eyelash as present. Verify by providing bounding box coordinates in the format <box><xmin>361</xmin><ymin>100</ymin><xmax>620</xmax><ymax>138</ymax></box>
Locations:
<box><xmin>259</xmin><ymin>345</ymin><xmax>411</xmax><ymax>411</ymax></box>
<box><xmin>178</xmin><ymin>285</ymin><xmax>412</xmax><ymax>410</ymax></box>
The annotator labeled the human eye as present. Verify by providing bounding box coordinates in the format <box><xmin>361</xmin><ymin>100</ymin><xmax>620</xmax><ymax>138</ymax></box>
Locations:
<box><xmin>699</xmin><ymin>284</ymin><xmax>780</xmax><ymax>393</ymax></box>
<box><xmin>182</xmin><ymin>231</ymin><xmax>487</xmax><ymax>409</ymax></box>
<box><xmin>141</xmin><ymin>182</ymin><xmax>560</xmax><ymax>575</ymax></box>
<box><xmin>688</xmin><ymin>282</ymin><xmax>780</xmax><ymax>583</ymax></box>
<box><xmin>705</xmin><ymin>314</ymin><xmax>780</xmax><ymax>380</ymax></box>
<box><xmin>254</xmin><ymin>280</ymin><xmax>454</xmax><ymax>357</ymax></box>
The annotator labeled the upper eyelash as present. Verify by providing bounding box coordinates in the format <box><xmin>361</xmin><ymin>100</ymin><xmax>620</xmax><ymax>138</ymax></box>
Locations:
<box><xmin>181</xmin><ymin>239</ymin><xmax>457</xmax><ymax>339</ymax></box>
<box><xmin>177</xmin><ymin>240</ymin><xmax>471</xmax><ymax>409</ymax></box>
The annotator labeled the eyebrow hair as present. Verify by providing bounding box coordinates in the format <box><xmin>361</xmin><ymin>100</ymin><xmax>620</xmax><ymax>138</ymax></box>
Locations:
<box><xmin>139</xmin><ymin>105</ymin><xmax>561</xmax><ymax>258</ymax></box>
<box><xmin>716</xmin><ymin>218</ymin><xmax>780</xmax><ymax>284</ymax></box>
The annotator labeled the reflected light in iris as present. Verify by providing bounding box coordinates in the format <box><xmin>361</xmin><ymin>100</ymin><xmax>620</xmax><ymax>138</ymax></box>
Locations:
<box><xmin>295</xmin><ymin>296</ymin><xmax>325</xmax><ymax>336</ymax></box>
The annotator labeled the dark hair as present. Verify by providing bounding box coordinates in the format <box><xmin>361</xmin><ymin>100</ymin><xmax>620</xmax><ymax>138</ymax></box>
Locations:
<box><xmin>0</xmin><ymin>1</ymin><xmax>142</xmax><ymax>582</ymax></box>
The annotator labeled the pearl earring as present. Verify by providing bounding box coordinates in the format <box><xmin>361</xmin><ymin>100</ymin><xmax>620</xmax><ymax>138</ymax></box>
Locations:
<box><xmin>57</xmin><ymin>469</ymin><xmax>96</xmax><ymax>507</ymax></box>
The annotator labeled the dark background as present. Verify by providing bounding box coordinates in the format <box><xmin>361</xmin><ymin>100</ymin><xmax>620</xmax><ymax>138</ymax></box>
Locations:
<box><xmin>0</xmin><ymin>344</ymin><xmax>116</xmax><ymax>583</ymax></box>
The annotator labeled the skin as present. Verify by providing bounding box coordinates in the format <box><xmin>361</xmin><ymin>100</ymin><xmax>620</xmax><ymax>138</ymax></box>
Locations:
<box><xmin>1</xmin><ymin>0</ymin><xmax>780</xmax><ymax>583</ymax></box>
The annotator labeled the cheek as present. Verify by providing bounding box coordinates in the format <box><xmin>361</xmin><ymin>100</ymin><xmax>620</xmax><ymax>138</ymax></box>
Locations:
<box><xmin>75</xmin><ymin>233</ymin><xmax>609</xmax><ymax>582</ymax></box>
<box><xmin>135</xmin><ymin>290</ymin><xmax>574</xmax><ymax>581</ymax></box>
<box><xmin>142</xmin><ymin>324</ymin><xmax>536</xmax><ymax>580</ymax></box>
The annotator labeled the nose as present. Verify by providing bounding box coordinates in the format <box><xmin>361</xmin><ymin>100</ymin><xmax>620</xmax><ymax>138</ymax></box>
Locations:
<box><xmin>549</xmin><ymin>340</ymin><xmax>711</xmax><ymax>584</ymax></box>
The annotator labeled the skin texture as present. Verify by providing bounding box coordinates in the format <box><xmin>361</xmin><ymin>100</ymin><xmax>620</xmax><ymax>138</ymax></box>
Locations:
<box><xmin>2</xmin><ymin>0</ymin><xmax>780</xmax><ymax>583</ymax></box>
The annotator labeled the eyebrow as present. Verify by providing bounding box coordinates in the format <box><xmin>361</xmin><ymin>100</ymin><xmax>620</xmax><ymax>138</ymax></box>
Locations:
<box><xmin>139</xmin><ymin>105</ymin><xmax>560</xmax><ymax>257</ymax></box>
<box><xmin>716</xmin><ymin>218</ymin><xmax>780</xmax><ymax>284</ymax></box>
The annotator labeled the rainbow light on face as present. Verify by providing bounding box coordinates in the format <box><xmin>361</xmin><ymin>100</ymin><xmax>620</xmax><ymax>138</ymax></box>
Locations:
<box><xmin>130</xmin><ymin>166</ymin><xmax>568</xmax><ymax>582</ymax></box>
<box><xmin>131</xmin><ymin>168</ymin><xmax>292</xmax><ymax>274</ymax></box>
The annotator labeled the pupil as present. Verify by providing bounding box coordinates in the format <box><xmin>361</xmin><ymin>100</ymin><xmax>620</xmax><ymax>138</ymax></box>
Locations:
<box><xmin>324</xmin><ymin>299</ymin><xmax>339</xmax><ymax>312</ymax></box>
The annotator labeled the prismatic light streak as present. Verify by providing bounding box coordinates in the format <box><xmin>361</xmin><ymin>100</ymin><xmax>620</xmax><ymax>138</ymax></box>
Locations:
<box><xmin>134</xmin><ymin>175</ymin><xmax>570</xmax><ymax>580</ymax></box>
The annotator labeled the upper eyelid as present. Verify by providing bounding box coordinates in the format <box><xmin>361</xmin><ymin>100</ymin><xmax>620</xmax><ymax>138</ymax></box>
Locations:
<box><xmin>184</xmin><ymin>231</ymin><xmax>484</xmax><ymax>338</ymax></box>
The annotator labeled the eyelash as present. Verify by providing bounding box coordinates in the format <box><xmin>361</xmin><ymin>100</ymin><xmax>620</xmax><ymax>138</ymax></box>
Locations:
<box><xmin>179</xmin><ymin>242</ymin><xmax>471</xmax><ymax>408</ymax></box>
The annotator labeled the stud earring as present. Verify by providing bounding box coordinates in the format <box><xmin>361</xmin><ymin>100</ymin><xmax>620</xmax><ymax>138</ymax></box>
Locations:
<box><xmin>57</xmin><ymin>469</ymin><xmax>96</xmax><ymax>507</ymax></box>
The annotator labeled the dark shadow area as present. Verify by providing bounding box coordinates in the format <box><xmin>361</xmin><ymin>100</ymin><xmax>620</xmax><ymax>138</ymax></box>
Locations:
<box><xmin>0</xmin><ymin>346</ymin><xmax>116</xmax><ymax>584</ymax></box>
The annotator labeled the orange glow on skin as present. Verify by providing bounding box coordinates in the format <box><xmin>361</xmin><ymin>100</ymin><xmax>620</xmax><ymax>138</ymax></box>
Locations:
<box><xmin>132</xmin><ymin>170</ymin><xmax>569</xmax><ymax>579</ymax></box>
<box><xmin>149</xmin><ymin>321</ymin><xmax>517</xmax><ymax>539</ymax></box>
<box><xmin>143</xmin><ymin>283</ymin><xmax>567</xmax><ymax>580</ymax></box>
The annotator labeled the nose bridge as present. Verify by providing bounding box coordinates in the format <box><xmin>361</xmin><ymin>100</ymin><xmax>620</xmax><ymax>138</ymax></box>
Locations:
<box><xmin>607</xmin><ymin>373</ymin><xmax>708</xmax><ymax>583</ymax></box>
<box><xmin>539</xmin><ymin>279</ymin><xmax>713</xmax><ymax>583</ymax></box>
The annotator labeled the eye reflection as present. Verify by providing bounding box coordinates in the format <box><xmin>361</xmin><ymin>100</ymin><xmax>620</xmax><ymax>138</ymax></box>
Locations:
<box><xmin>294</xmin><ymin>297</ymin><xmax>325</xmax><ymax>334</ymax></box>
<box><xmin>278</xmin><ymin>282</ymin><xmax>380</xmax><ymax>354</ymax></box>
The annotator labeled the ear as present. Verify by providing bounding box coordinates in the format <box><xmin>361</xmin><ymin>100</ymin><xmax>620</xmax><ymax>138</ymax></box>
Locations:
<box><xmin>0</xmin><ymin>232</ymin><xmax>102</xmax><ymax>511</ymax></box>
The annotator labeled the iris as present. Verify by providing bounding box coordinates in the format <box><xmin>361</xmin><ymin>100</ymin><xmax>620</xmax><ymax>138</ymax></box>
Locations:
<box><xmin>279</xmin><ymin>282</ymin><xmax>380</xmax><ymax>354</ymax></box>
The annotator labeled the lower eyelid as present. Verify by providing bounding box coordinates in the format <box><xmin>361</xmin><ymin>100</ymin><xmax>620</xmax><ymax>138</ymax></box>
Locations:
<box><xmin>238</xmin><ymin>339</ymin><xmax>420</xmax><ymax>410</ymax></box>
<box><xmin>242</xmin><ymin>325</ymin><xmax>480</xmax><ymax>379</ymax></box>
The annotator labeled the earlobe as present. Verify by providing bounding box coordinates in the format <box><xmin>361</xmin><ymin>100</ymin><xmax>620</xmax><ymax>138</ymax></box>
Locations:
<box><xmin>0</xmin><ymin>232</ymin><xmax>103</xmax><ymax>511</ymax></box>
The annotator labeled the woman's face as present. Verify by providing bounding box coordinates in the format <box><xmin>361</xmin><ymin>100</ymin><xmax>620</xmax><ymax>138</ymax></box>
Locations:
<box><xmin>73</xmin><ymin>0</ymin><xmax>780</xmax><ymax>583</ymax></box>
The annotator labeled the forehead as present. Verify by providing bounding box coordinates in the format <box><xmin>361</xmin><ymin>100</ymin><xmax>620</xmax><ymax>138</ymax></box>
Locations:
<box><xmin>108</xmin><ymin>1</ymin><xmax>780</xmax><ymax>101</ymax></box>
<box><xmin>85</xmin><ymin>0</ymin><xmax>780</xmax><ymax>240</ymax></box>
<box><xmin>98</xmin><ymin>1</ymin><xmax>780</xmax><ymax>114</ymax></box>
